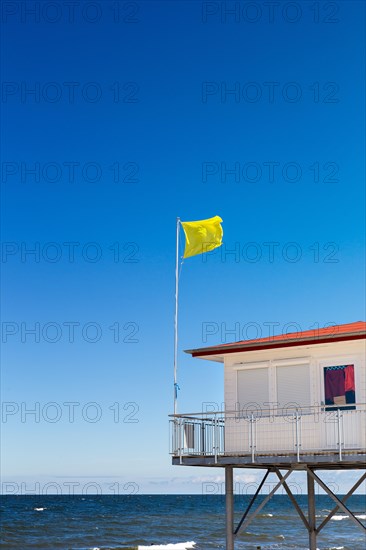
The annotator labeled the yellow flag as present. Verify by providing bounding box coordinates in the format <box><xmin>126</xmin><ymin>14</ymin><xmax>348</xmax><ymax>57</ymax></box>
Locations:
<box><xmin>181</xmin><ymin>216</ymin><xmax>223</xmax><ymax>258</ymax></box>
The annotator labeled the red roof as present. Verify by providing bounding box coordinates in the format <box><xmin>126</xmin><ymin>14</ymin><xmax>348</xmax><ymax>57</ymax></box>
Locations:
<box><xmin>186</xmin><ymin>321</ymin><xmax>366</xmax><ymax>358</ymax></box>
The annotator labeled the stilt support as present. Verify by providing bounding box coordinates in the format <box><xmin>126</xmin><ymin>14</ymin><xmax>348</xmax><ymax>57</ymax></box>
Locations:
<box><xmin>235</xmin><ymin>469</ymin><xmax>270</xmax><ymax>535</ymax></box>
<box><xmin>307</xmin><ymin>470</ymin><xmax>317</xmax><ymax>550</ymax></box>
<box><xmin>224</xmin><ymin>465</ymin><xmax>365</xmax><ymax>550</ymax></box>
<box><xmin>225</xmin><ymin>466</ymin><xmax>234</xmax><ymax>550</ymax></box>
<box><xmin>235</xmin><ymin>468</ymin><xmax>293</xmax><ymax>536</ymax></box>
<box><xmin>307</xmin><ymin>468</ymin><xmax>366</xmax><ymax>533</ymax></box>
<box><xmin>317</xmin><ymin>472</ymin><xmax>366</xmax><ymax>532</ymax></box>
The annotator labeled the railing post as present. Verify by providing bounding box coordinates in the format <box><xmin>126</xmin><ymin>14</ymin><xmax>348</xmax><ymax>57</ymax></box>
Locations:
<box><xmin>201</xmin><ymin>421</ymin><xmax>205</xmax><ymax>455</ymax></box>
<box><xmin>179</xmin><ymin>418</ymin><xmax>183</xmax><ymax>464</ymax></box>
<box><xmin>250</xmin><ymin>413</ymin><xmax>256</xmax><ymax>463</ymax></box>
<box><xmin>176</xmin><ymin>419</ymin><xmax>180</xmax><ymax>456</ymax></box>
<box><xmin>172</xmin><ymin>419</ymin><xmax>176</xmax><ymax>455</ymax></box>
<box><xmin>214</xmin><ymin>413</ymin><xmax>218</xmax><ymax>463</ymax></box>
<box><xmin>295</xmin><ymin>412</ymin><xmax>301</xmax><ymax>462</ymax></box>
<box><xmin>337</xmin><ymin>408</ymin><xmax>343</xmax><ymax>461</ymax></box>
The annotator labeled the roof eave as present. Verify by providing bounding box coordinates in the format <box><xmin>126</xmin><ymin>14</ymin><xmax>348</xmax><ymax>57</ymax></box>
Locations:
<box><xmin>185</xmin><ymin>331</ymin><xmax>366</xmax><ymax>359</ymax></box>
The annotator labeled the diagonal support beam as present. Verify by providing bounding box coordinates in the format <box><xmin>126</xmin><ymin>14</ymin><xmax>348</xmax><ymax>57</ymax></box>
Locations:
<box><xmin>234</xmin><ymin>469</ymin><xmax>271</xmax><ymax>536</ymax></box>
<box><xmin>274</xmin><ymin>468</ymin><xmax>310</xmax><ymax>530</ymax></box>
<box><xmin>306</xmin><ymin>469</ymin><xmax>366</xmax><ymax>533</ymax></box>
<box><xmin>317</xmin><ymin>471</ymin><xmax>366</xmax><ymax>533</ymax></box>
<box><xmin>235</xmin><ymin>468</ymin><xmax>294</xmax><ymax>536</ymax></box>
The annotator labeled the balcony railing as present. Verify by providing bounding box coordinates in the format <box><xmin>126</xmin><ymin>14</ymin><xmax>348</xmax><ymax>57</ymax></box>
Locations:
<box><xmin>169</xmin><ymin>404</ymin><xmax>366</xmax><ymax>463</ymax></box>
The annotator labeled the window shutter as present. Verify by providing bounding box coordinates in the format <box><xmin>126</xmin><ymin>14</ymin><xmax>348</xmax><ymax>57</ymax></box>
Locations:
<box><xmin>237</xmin><ymin>368</ymin><xmax>269</xmax><ymax>409</ymax></box>
<box><xmin>276</xmin><ymin>364</ymin><xmax>311</xmax><ymax>409</ymax></box>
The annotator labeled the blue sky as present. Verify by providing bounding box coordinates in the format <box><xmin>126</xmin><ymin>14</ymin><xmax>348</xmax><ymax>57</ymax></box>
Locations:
<box><xmin>1</xmin><ymin>0</ymin><xmax>365</xmax><ymax>495</ymax></box>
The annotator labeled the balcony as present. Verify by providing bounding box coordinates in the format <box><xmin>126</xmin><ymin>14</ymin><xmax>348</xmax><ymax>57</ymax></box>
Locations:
<box><xmin>170</xmin><ymin>404</ymin><xmax>366</xmax><ymax>468</ymax></box>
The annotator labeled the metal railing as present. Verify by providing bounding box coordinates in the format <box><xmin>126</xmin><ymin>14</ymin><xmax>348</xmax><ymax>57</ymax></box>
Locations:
<box><xmin>169</xmin><ymin>404</ymin><xmax>366</xmax><ymax>463</ymax></box>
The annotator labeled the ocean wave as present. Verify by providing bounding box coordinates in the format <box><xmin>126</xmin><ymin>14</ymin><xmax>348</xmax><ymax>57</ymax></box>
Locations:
<box><xmin>331</xmin><ymin>513</ymin><xmax>366</xmax><ymax>521</ymax></box>
<box><xmin>138</xmin><ymin>542</ymin><xmax>196</xmax><ymax>550</ymax></box>
<box><xmin>4</xmin><ymin>495</ymin><xmax>365</xmax><ymax>550</ymax></box>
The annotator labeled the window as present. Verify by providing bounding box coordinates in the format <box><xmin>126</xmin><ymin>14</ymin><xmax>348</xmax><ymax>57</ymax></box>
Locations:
<box><xmin>237</xmin><ymin>367</ymin><xmax>269</xmax><ymax>415</ymax></box>
<box><xmin>324</xmin><ymin>364</ymin><xmax>356</xmax><ymax>411</ymax></box>
<box><xmin>276</xmin><ymin>364</ymin><xmax>311</xmax><ymax>412</ymax></box>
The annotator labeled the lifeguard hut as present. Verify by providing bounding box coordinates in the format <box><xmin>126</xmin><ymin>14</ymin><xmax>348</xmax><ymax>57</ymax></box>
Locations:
<box><xmin>170</xmin><ymin>321</ymin><xmax>366</xmax><ymax>550</ymax></box>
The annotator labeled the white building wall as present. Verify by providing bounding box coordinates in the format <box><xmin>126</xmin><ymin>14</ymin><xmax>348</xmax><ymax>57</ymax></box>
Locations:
<box><xmin>222</xmin><ymin>339</ymin><xmax>365</xmax><ymax>454</ymax></box>
<box><xmin>224</xmin><ymin>339</ymin><xmax>365</xmax><ymax>411</ymax></box>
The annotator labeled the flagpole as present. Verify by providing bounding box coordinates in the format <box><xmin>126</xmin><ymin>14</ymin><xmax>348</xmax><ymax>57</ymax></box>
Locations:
<box><xmin>174</xmin><ymin>217</ymin><xmax>180</xmax><ymax>415</ymax></box>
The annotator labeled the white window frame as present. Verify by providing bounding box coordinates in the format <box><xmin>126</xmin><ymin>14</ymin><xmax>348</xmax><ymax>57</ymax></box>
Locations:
<box><xmin>319</xmin><ymin>355</ymin><xmax>359</xmax><ymax>410</ymax></box>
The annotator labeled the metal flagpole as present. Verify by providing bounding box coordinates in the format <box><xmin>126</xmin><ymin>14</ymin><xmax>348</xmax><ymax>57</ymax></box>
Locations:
<box><xmin>174</xmin><ymin>217</ymin><xmax>180</xmax><ymax>415</ymax></box>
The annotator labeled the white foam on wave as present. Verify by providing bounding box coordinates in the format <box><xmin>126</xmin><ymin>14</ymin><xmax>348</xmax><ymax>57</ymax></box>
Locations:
<box><xmin>34</xmin><ymin>507</ymin><xmax>46</xmax><ymax>511</ymax></box>
<box><xmin>138</xmin><ymin>543</ymin><xmax>195</xmax><ymax>550</ymax></box>
<box><xmin>331</xmin><ymin>514</ymin><xmax>348</xmax><ymax>521</ymax></box>
<box><xmin>318</xmin><ymin>512</ymin><xmax>365</xmax><ymax>521</ymax></box>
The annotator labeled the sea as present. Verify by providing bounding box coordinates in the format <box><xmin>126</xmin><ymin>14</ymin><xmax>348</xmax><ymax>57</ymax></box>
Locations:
<box><xmin>0</xmin><ymin>495</ymin><xmax>365</xmax><ymax>550</ymax></box>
